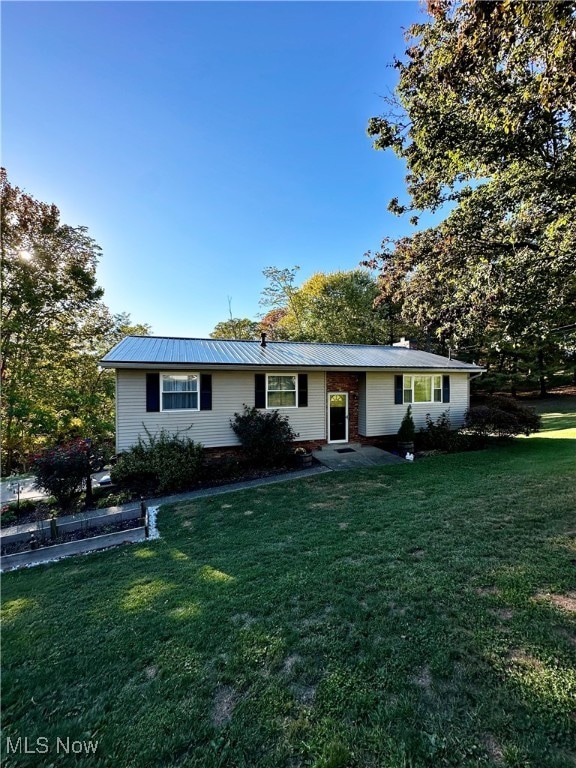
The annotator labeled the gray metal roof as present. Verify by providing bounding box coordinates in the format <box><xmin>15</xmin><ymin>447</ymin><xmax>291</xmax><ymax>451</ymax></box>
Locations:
<box><xmin>100</xmin><ymin>336</ymin><xmax>484</xmax><ymax>371</ymax></box>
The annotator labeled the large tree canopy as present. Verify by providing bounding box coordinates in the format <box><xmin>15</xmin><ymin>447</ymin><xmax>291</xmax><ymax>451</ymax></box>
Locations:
<box><xmin>210</xmin><ymin>317</ymin><xmax>260</xmax><ymax>340</ymax></box>
<box><xmin>1</xmin><ymin>169</ymin><xmax>149</xmax><ymax>471</ymax></box>
<box><xmin>259</xmin><ymin>267</ymin><xmax>410</xmax><ymax>344</ymax></box>
<box><xmin>366</xmin><ymin>0</ymin><xmax>576</xmax><ymax>391</ymax></box>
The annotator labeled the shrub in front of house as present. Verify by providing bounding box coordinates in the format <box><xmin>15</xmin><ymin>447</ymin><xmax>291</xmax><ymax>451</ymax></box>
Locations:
<box><xmin>1</xmin><ymin>505</ymin><xmax>17</xmax><ymax>528</ymax></box>
<box><xmin>417</xmin><ymin>411</ymin><xmax>459</xmax><ymax>452</ymax></box>
<box><xmin>95</xmin><ymin>490</ymin><xmax>134</xmax><ymax>509</ymax></box>
<box><xmin>33</xmin><ymin>439</ymin><xmax>92</xmax><ymax>513</ymax></box>
<box><xmin>397</xmin><ymin>405</ymin><xmax>416</xmax><ymax>456</ymax></box>
<box><xmin>110</xmin><ymin>429</ymin><xmax>205</xmax><ymax>495</ymax></box>
<box><xmin>231</xmin><ymin>405</ymin><xmax>298</xmax><ymax>468</ymax></box>
<box><xmin>417</xmin><ymin>412</ymin><xmax>484</xmax><ymax>453</ymax></box>
<box><xmin>465</xmin><ymin>395</ymin><xmax>541</xmax><ymax>443</ymax></box>
<box><xmin>3</xmin><ymin>499</ymin><xmax>37</xmax><ymax>517</ymax></box>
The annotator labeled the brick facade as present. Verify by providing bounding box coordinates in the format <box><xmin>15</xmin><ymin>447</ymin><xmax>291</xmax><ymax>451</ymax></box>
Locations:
<box><xmin>326</xmin><ymin>372</ymin><xmax>361</xmax><ymax>442</ymax></box>
<box><xmin>204</xmin><ymin>371</ymin><xmax>371</xmax><ymax>454</ymax></box>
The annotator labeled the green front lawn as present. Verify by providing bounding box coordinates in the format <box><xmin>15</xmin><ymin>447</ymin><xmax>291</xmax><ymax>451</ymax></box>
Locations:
<box><xmin>2</xmin><ymin>408</ymin><xmax>575</xmax><ymax>767</ymax></box>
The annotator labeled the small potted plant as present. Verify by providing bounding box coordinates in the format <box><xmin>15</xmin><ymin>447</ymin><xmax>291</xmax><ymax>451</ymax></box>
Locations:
<box><xmin>293</xmin><ymin>446</ymin><xmax>313</xmax><ymax>468</ymax></box>
<box><xmin>397</xmin><ymin>405</ymin><xmax>415</xmax><ymax>457</ymax></box>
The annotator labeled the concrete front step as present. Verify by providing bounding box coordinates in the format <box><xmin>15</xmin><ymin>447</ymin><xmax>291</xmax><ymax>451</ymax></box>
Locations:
<box><xmin>312</xmin><ymin>443</ymin><xmax>406</xmax><ymax>470</ymax></box>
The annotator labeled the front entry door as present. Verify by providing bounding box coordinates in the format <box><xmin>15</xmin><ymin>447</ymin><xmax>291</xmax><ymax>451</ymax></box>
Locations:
<box><xmin>328</xmin><ymin>392</ymin><xmax>348</xmax><ymax>443</ymax></box>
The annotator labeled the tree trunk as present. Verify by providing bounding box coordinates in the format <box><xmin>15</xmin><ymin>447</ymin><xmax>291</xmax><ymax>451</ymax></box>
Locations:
<box><xmin>537</xmin><ymin>349</ymin><xmax>547</xmax><ymax>398</ymax></box>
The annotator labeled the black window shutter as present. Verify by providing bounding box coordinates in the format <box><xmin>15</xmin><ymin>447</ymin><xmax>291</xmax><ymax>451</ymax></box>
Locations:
<box><xmin>394</xmin><ymin>375</ymin><xmax>403</xmax><ymax>405</ymax></box>
<box><xmin>298</xmin><ymin>374</ymin><xmax>308</xmax><ymax>407</ymax></box>
<box><xmin>200</xmin><ymin>374</ymin><xmax>212</xmax><ymax>410</ymax></box>
<box><xmin>255</xmin><ymin>373</ymin><xmax>266</xmax><ymax>408</ymax></box>
<box><xmin>146</xmin><ymin>373</ymin><xmax>160</xmax><ymax>412</ymax></box>
<box><xmin>442</xmin><ymin>374</ymin><xmax>450</xmax><ymax>403</ymax></box>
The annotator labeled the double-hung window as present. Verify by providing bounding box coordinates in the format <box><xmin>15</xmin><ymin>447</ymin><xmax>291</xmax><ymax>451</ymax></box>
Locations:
<box><xmin>266</xmin><ymin>374</ymin><xmax>297</xmax><ymax>408</ymax></box>
<box><xmin>403</xmin><ymin>375</ymin><xmax>442</xmax><ymax>404</ymax></box>
<box><xmin>161</xmin><ymin>373</ymin><xmax>199</xmax><ymax>411</ymax></box>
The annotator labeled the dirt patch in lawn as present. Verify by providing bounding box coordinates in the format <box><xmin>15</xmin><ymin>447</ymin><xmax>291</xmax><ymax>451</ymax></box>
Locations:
<box><xmin>484</xmin><ymin>733</ymin><xmax>504</xmax><ymax>765</ymax></box>
<box><xmin>477</xmin><ymin>586</ymin><xmax>501</xmax><ymax>597</ymax></box>
<box><xmin>412</xmin><ymin>665</ymin><xmax>432</xmax><ymax>691</ymax></box>
<box><xmin>145</xmin><ymin>665</ymin><xmax>158</xmax><ymax>680</ymax></box>
<box><xmin>212</xmin><ymin>685</ymin><xmax>237</xmax><ymax>728</ymax></box>
<box><xmin>492</xmin><ymin>607</ymin><xmax>514</xmax><ymax>621</ymax></box>
<box><xmin>408</xmin><ymin>547</ymin><xmax>425</xmax><ymax>559</ymax></box>
<box><xmin>507</xmin><ymin>650</ymin><xmax>545</xmax><ymax>671</ymax></box>
<box><xmin>281</xmin><ymin>654</ymin><xmax>302</xmax><ymax>677</ymax></box>
<box><xmin>231</xmin><ymin>613</ymin><xmax>258</xmax><ymax>629</ymax></box>
<box><xmin>291</xmin><ymin>683</ymin><xmax>316</xmax><ymax>706</ymax></box>
<box><xmin>535</xmin><ymin>591</ymin><xmax>576</xmax><ymax>613</ymax></box>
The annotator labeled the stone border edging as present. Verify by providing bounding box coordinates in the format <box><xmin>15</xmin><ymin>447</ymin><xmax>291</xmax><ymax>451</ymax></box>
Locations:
<box><xmin>1</xmin><ymin>527</ymin><xmax>146</xmax><ymax>572</ymax></box>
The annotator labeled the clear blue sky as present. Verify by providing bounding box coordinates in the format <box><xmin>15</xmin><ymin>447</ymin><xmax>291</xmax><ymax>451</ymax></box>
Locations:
<box><xmin>3</xmin><ymin>1</ymin><xmax>428</xmax><ymax>338</ymax></box>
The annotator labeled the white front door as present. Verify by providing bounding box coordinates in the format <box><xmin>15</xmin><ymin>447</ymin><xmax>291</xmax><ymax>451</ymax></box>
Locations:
<box><xmin>328</xmin><ymin>392</ymin><xmax>348</xmax><ymax>443</ymax></box>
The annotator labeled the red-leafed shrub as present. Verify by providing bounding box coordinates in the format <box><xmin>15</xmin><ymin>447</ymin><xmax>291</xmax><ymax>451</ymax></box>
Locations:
<box><xmin>33</xmin><ymin>439</ymin><xmax>91</xmax><ymax>513</ymax></box>
<box><xmin>465</xmin><ymin>396</ymin><xmax>541</xmax><ymax>443</ymax></box>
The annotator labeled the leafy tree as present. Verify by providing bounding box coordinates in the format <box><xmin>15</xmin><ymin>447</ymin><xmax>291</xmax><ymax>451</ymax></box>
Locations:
<box><xmin>366</xmin><ymin>0</ymin><xmax>576</xmax><ymax>392</ymax></box>
<box><xmin>282</xmin><ymin>270</ymin><xmax>399</xmax><ymax>344</ymax></box>
<box><xmin>260</xmin><ymin>267</ymin><xmax>411</xmax><ymax>344</ymax></box>
<box><xmin>33</xmin><ymin>439</ymin><xmax>92</xmax><ymax>513</ymax></box>
<box><xmin>259</xmin><ymin>308</ymin><xmax>290</xmax><ymax>340</ymax></box>
<box><xmin>0</xmin><ymin>169</ymin><xmax>149</xmax><ymax>471</ymax></box>
<box><xmin>39</xmin><ymin>311</ymin><xmax>151</xmax><ymax>449</ymax></box>
<box><xmin>259</xmin><ymin>266</ymin><xmax>306</xmax><ymax>337</ymax></box>
<box><xmin>210</xmin><ymin>318</ymin><xmax>260</xmax><ymax>340</ymax></box>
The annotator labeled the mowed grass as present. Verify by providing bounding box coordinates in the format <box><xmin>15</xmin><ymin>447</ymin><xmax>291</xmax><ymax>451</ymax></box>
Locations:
<box><xmin>2</xmin><ymin>403</ymin><xmax>576</xmax><ymax>768</ymax></box>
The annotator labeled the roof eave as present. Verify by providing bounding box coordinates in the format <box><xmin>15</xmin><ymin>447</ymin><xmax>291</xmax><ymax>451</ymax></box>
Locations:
<box><xmin>99</xmin><ymin>360</ymin><xmax>485</xmax><ymax>373</ymax></box>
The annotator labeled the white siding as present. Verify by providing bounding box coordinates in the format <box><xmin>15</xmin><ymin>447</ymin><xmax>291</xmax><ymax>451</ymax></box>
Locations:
<box><xmin>115</xmin><ymin>370</ymin><xmax>326</xmax><ymax>451</ymax></box>
<box><xmin>363</xmin><ymin>372</ymin><xmax>470</xmax><ymax>437</ymax></box>
<box><xmin>358</xmin><ymin>373</ymin><xmax>367</xmax><ymax>436</ymax></box>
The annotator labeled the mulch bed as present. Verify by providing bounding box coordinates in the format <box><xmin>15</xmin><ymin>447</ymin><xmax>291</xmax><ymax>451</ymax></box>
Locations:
<box><xmin>1</xmin><ymin>518</ymin><xmax>141</xmax><ymax>556</ymax></box>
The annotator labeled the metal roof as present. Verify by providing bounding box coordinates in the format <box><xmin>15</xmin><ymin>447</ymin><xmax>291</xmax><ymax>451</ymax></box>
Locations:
<box><xmin>100</xmin><ymin>336</ymin><xmax>484</xmax><ymax>371</ymax></box>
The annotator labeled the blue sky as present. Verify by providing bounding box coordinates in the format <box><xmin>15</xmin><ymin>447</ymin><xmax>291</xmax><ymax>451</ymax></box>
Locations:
<box><xmin>3</xmin><ymin>1</ymin><xmax>427</xmax><ymax>338</ymax></box>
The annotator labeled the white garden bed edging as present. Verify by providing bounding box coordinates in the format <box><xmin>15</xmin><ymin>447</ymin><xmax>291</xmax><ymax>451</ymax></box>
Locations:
<box><xmin>147</xmin><ymin>506</ymin><xmax>160</xmax><ymax>540</ymax></box>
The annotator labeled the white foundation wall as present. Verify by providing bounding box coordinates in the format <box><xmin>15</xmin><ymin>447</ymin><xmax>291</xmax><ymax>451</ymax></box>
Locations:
<box><xmin>360</xmin><ymin>371</ymin><xmax>470</xmax><ymax>437</ymax></box>
<box><xmin>115</xmin><ymin>369</ymin><xmax>327</xmax><ymax>451</ymax></box>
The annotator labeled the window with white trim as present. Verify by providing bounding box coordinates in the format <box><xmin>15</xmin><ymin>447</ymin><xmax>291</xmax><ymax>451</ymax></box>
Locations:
<box><xmin>161</xmin><ymin>373</ymin><xmax>199</xmax><ymax>411</ymax></box>
<box><xmin>403</xmin><ymin>375</ymin><xmax>442</xmax><ymax>404</ymax></box>
<box><xmin>266</xmin><ymin>374</ymin><xmax>297</xmax><ymax>408</ymax></box>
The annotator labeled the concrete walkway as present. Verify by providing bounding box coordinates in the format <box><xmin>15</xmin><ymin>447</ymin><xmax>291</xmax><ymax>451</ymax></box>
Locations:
<box><xmin>312</xmin><ymin>443</ymin><xmax>406</xmax><ymax>471</ymax></box>
<box><xmin>1</xmin><ymin>450</ymin><xmax>406</xmax><ymax>539</ymax></box>
<box><xmin>140</xmin><ymin>464</ymin><xmax>332</xmax><ymax>508</ymax></box>
<box><xmin>1</xmin><ymin>466</ymin><xmax>332</xmax><ymax>539</ymax></box>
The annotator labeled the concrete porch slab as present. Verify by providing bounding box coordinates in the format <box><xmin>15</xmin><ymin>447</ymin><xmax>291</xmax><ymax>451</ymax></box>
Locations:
<box><xmin>312</xmin><ymin>443</ymin><xmax>406</xmax><ymax>470</ymax></box>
